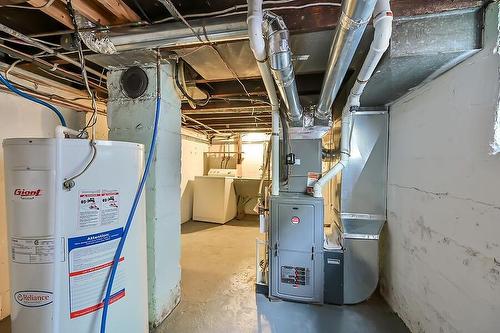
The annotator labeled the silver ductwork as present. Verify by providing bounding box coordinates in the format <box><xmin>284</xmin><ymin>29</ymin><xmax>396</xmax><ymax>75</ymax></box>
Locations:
<box><xmin>264</xmin><ymin>12</ymin><xmax>303</xmax><ymax>124</ymax></box>
<box><xmin>316</xmin><ymin>0</ymin><xmax>377</xmax><ymax>120</ymax></box>
<box><xmin>71</xmin><ymin>16</ymin><xmax>248</xmax><ymax>54</ymax></box>
<box><xmin>75</xmin><ymin>14</ymin><xmax>117</xmax><ymax>55</ymax></box>
<box><xmin>109</xmin><ymin>17</ymin><xmax>249</xmax><ymax>52</ymax></box>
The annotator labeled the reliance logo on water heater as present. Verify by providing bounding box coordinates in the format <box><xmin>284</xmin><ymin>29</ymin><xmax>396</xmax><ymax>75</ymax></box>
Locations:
<box><xmin>15</xmin><ymin>290</ymin><xmax>53</xmax><ymax>307</ymax></box>
<box><xmin>13</xmin><ymin>188</ymin><xmax>43</xmax><ymax>200</ymax></box>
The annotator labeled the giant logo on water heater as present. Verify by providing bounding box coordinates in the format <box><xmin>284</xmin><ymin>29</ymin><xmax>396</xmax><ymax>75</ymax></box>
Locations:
<box><xmin>13</xmin><ymin>188</ymin><xmax>43</xmax><ymax>200</ymax></box>
<box><xmin>14</xmin><ymin>290</ymin><xmax>53</xmax><ymax>307</ymax></box>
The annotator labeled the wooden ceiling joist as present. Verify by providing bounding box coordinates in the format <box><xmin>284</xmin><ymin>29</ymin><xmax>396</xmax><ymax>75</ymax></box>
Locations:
<box><xmin>28</xmin><ymin>0</ymin><xmax>140</xmax><ymax>29</ymax></box>
<box><xmin>28</xmin><ymin>0</ymin><xmax>74</xmax><ymax>28</ymax></box>
<box><xmin>66</xmin><ymin>0</ymin><xmax>114</xmax><ymax>26</ymax></box>
<box><xmin>93</xmin><ymin>0</ymin><xmax>141</xmax><ymax>22</ymax></box>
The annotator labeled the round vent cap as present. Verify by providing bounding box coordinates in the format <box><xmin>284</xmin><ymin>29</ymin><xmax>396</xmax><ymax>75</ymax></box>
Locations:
<box><xmin>120</xmin><ymin>66</ymin><xmax>148</xmax><ymax>99</ymax></box>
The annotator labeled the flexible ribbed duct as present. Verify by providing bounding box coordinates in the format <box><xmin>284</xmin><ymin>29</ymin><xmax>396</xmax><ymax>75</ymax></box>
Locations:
<box><xmin>264</xmin><ymin>12</ymin><xmax>303</xmax><ymax>123</ymax></box>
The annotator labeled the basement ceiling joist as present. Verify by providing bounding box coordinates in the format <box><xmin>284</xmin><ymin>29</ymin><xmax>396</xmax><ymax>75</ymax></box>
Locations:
<box><xmin>27</xmin><ymin>0</ymin><xmax>141</xmax><ymax>28</ymax></box>
<box><xmin>0</xmin><ymin>0</ymin><xmax>489</xmax><ymax>134</ymax></box>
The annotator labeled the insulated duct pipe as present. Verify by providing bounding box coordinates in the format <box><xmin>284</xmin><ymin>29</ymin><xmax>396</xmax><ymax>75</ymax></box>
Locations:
<box><xmin>108</xmin><ymin>16</ymin><xmax>249</xmax><ymax>52</ymax></box>
<box><xmin>264</xmin><ymin>12</ymin><xmax>303</xmax><ymax>123</ymax></box>
<box><xmin>316</xmin><ymin>0</ymin><xmax>377</xmax><ymax>120</ymax></box>
<box><xmin>248</xmin><ymin>0</ymin><xmax>280</xmax><ymax>196</ymax></box>
<box><xmin>313</xmin><ymin>0</ymin><xmax>392</xmax><ymax>197</ymax></box>
<box><xmin>0</xmin><ymin>23</ymin><xmax>107</xmax><ymax>80</ymax></box>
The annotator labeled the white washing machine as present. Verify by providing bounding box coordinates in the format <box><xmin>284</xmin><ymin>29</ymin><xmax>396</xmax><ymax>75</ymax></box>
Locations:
<box><xmin>193</xmin><ymin>169</ymin><xmax>237</xmax><ymax>224</ymax></box>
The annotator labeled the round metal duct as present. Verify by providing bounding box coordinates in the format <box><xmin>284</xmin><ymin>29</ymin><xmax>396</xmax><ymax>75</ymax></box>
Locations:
<box><xmin>120</xmin><ymin>66</ymin><xmax>148</xmax><ymax>99</ymax></box>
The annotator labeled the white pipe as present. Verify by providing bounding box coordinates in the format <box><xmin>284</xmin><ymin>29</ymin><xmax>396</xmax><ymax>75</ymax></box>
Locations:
<box><xmin>248</xmin><ymin>0</ymin><xmax>280</xmax><ymax>196</ymax></box>
<box><xmin>55</xmin><ymin>125</ymin><xmax>85</xmax><ymax>139</ymax></box>
<box><xmin>313</xmin><ymin>0</ymin><xmax>392</xmax><ymax>198</ymax></box>
<box><xmin>247</xmin><ymin>0</ymin><xmax>266</xmax><ymax>62</ymax></box>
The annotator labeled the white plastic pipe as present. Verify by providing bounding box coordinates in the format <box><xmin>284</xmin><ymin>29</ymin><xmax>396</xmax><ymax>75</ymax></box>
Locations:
<box><xmin>248</xmin><ymin>0</ymin><xmax>280</xmax><ymax>196</ymax></box>
<box><xmin>313</xmin><ymin>0</ymin><xmax>392</xmax><ymax>198</ymax></box>
<box><xmin>247</xmin><ymin>0</ymin><xmax>266</xmax><ymax>62</ymax></box>
<box><xmin>55</xmin><ymin>125</ymin><xmax>85</xmax><ymax>139</ymax></box>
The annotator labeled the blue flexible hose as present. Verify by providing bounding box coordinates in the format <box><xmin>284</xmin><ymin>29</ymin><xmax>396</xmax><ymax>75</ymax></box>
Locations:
<box><xmin>99</xmin><ymin>95</ymin><xmax>161</xmax><ymax>333</ymax></box>
<box><xmin>0</xmin><ymin>73</ymin><xmax>67</xmax><ymax>126</ymax></box>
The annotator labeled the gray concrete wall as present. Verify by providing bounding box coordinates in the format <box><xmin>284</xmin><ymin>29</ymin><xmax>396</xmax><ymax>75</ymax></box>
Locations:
<box><xmin>107</xmin><ymin>63</ymin><xmax>182</xmax><ymax>328</ymax></box>
<box><xmin>381</xmin><ymin>3</ymin><xmax>500</xmax><ymax>333</ymax></box>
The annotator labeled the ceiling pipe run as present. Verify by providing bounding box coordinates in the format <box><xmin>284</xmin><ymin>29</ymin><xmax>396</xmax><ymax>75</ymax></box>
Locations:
<box><xmin>247</xmin><ymin>0</ymin><xmax>280</xmax><ymax>197</ymax></box>
<box><xmin>108</xmin><ymin>16</ymin><xmax>249</xmax><ymax>52</ymax></box>
<box><xmin>313</xmin><ymin>0</ymin><xmax>393</xmax><ymax>197</ymax></box>
<box><xmin>315</xmin><ymin>0</ymin><xmax>377</xmax><ymax>120</ymax></box>
<box><xmin>264</xmin><ymin>11</ymin><xmax>303</xmax><ymax>124</ymax></box>
<box><xmin>0</xmin><ymin>23</ymin><xmax>107</xmax><ymax>80</ymax></box>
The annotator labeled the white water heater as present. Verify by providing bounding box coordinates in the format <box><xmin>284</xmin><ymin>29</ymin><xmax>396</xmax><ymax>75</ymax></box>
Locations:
<box><xmin>3</xmin><ymin>138</ymin><xmax>148</xmax><ymax>333</ymax></box>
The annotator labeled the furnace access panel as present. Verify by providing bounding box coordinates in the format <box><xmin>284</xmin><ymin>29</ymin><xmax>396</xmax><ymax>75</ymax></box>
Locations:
<box><xmin>270</xmin><ymin>193</ymin><xmax>324</xmax><ymax>303</ymax></box>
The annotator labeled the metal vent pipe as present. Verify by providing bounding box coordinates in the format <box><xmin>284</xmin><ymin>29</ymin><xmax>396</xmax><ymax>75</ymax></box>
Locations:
<box><xmin>264</xmin><ymin>12</ymin><xmax>303</xmax><ymax>123</ymax></box>
<box><xmin>316</xmin><ymin>0</ymin><xmax>377</xmax><ymax>120</ymax></box>
<box><xmin>313</xmin><ymin>0</ymin><xmax>393</xmax><ymax>197</ymax></box>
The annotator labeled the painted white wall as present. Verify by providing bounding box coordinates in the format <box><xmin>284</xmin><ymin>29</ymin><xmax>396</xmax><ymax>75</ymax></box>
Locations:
<box><xmin>241</xmin><ymin>142</ymin><xmax>265</xmax><ymax>179</ymax></box>
<box><xmin>181</xmin><ymin>129</ymin><xmax>209</xmax><ymax>223</ymax></box>
<box><xmin>381</xmin><ymin>4</ymin><xmax>500</xmax><ymax>333</ymax></box>
<box><xmin>208</xmin><ymin>141</ymin><xmax>266</xmax><ymax>179</ymax></box>
<box><xmin>0</xmin><ymin>92</ymin><xmax>83</xmax><ymax>320</ymax></box>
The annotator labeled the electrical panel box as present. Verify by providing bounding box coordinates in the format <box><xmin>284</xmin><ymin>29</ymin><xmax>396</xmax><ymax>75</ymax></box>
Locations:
<box><xmin>281</xmin><ymin>139</ymin><xmax>322</xmax><ymax>193</ymax></box>
<box><xmin>269</xmin><ymin>193</ymin><xmax>324</xmax><ymax>303</ymax></box>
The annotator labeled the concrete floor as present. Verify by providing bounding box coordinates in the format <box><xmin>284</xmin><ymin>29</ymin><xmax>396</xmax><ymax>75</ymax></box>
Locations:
<box><xmin>0</xmin><ymin>217</ymin><xmax>409</xmax><ymax>333</ymax></box>
<box><xmin>154</xmin><ymin>218</ymin><xmax>409</xmax><ymax>333</ymax></box>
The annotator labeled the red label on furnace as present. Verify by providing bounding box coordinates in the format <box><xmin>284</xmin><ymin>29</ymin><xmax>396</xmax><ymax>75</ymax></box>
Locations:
<box><xmin>291</xmin><ymin>216</ymin><xmax>300</xmax><ymax>224</ymax></box>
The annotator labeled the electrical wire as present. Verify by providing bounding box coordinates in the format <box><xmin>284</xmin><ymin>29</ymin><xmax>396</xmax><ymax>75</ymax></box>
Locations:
<box><xmin>159</xmin><ymin>0</ymin><xmax>251</xmax><ymax>97</ymax></box>
<box><xmin>56</xmin><ymin>0</ymin><xmax>100</xmax><ymax>192</ymax></box>
<box><xmin>66</xmin><ymin>0</ymin><xmax>98</xmax><ymax>138</ymax></box>
<box><xmin>0</xmin><ymin>0</ymin><xmax>56</xmax><ymax>10</ymax></box>
<box><xmin>131</xmin><ymin>0</ymin><xmax>153</xmax><ymax>24</ymax></box>
<box><xmin>174</xmin><ymin>60</ymin><xmax>271</xmax><ymax>109</ymax></box>
<box><xmin>100</xmin><ymin>55</ymin><xmax>163</xmax><ymax>333</ymax></box>
<box><xmin>0</xmin><ymin>73</ymin><xmax>66</xmax><ymax>126</ymax></box>
<box><xmin>213</xmin><ymin>2</ymin><xmax>342</xmax><ymax>19</ymax></box>
<box><xmin>62</xmin><ymin>142</ymin><xmax>97</xmax><ymax>189</ymax></box>
<box><xmin>153</xmin><ymin>0</ymin><xmax>331</xmax><ymax>23</ymax></box>
<box><xmin>174</xmin><ymin>60</ymin><xmax>210</xmax><ymax>107</ymax></box>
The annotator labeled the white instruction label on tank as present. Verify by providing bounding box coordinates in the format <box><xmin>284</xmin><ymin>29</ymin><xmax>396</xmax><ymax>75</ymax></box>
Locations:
<box><xmin>78</xmin><ymin>190</ymin><xmax>120</xmax><ymax>229</ymax></box>
<box><xmin>101</xmin><ymin>190</ymin><xmax>119</xmax><ymax>225</ymax></box>
<box><xmin>68</xmin><ymin>228</ymin><xmax>126</xmax><ymax>319</ymax></box>
<box><xmin>79</xmin><ymin>190</ymin><xmax>102</xmax><ymax>229</ymax></box>
<box><xmin>11</xmin><ymin>237</ymin><xmax>55</xmax><ymax>264</ymax></box>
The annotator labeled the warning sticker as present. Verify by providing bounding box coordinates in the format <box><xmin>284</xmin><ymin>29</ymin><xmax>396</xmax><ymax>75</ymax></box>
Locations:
<box><xmin>68</xmin><ymin>228</ymin><xmax>126</xmax><ymax>319</ymax></box>
<box><xmin>306</xmin><ymin>172</ymin><xmax>320</xmax><ymax>194</ymax></box>
<box><xmin>281</xmin><ymin>266</ymin><xmax>309</xmax><ymax>286</ymax></box>
<box><xmin>101</xmin><ymin>190</ymin><xmax>119</xmax><ymax>226</ymax></box>
<box><xmin>11</xmin><ymin>237</ymin><xmax>55</xmax><ymax>264</ymax></box>
<box><xmin>79</xmin><ymin>190</ymin><xmax>101</xmax><ymax>229</ymax></box>
<box><xmin>78</xmin><ymin>190</ymin><xmax>119</xmax><ymax>229</ymax></box>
